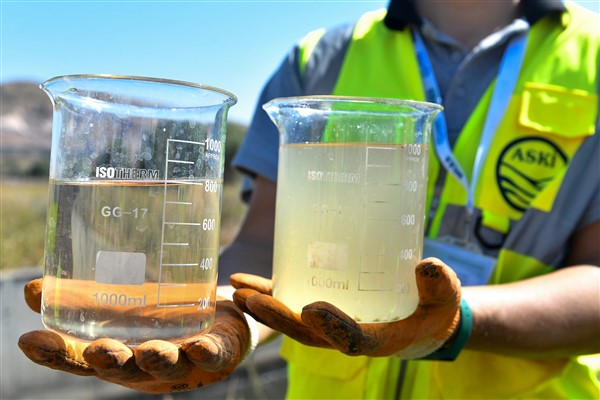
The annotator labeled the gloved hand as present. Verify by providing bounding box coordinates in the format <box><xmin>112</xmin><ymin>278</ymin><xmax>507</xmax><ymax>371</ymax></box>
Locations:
<box><xmin>231</xmin><ymin>257</ymin><xmax>461</xmax><ymax>359</ymax></box>
<box><xmin>18</xmin><ymin>278</ymin><xmax>251</xmax><ymax>394</ymax></box>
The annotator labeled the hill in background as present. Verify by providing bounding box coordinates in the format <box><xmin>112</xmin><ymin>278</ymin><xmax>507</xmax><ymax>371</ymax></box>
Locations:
<box><xmin>1</xmin><ymin>82</ymin><xmax>53</xmax><ymax>176</ymax></box>
<box><xmin>0</xmin><ymin>81</ymin><xmax>247</xmax><ymax>179</ymax></box>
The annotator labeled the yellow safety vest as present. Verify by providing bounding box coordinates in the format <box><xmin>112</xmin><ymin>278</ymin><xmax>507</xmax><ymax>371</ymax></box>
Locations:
<box><xmin>281</xmin><ymin>3</ymin><xmax>599</xmax><ymax>399</ymax></box>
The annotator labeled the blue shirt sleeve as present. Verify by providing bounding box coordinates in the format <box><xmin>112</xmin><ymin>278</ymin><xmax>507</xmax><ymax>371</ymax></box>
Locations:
<box><xmin>232</xmin><ymin>45</ymin><xmax>304</xmax><ymax>201</ymax></box>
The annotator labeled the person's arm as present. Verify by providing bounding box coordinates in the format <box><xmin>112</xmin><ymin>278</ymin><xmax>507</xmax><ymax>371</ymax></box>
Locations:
<box><xmin>464</xmin><ymin>220</ymin><xmax>600</xmax><ymax>359</ymax></box>
<box><xmin>232</xmin><ymin>249</ymin><xmax>600</xmax><ymax>362</ymax></box>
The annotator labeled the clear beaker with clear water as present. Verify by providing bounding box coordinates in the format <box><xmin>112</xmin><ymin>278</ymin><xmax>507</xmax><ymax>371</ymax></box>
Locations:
<box><xmin>264</xmin><ymin>96</ymin><xmax>441</xmax><ymax>323</ymax></box>
<box><xmin>40</xmin><ymin>75</ymin><xmax>236</xmax><ymax>344</ymax></box>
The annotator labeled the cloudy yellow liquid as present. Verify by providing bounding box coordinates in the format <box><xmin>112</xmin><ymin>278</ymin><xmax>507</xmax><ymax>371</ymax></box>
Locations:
<box><xmin>273</xmin><ymin>143</ymin><xmax>428</xmax><ymax>322</ymax></box>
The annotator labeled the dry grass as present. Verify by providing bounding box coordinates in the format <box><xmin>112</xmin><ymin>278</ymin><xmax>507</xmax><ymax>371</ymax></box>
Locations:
<box><xmin>0</xmin><ymin>179</ymin><xmax>247</xmax><ymax>272</ymax></box>
<box><xmin>1</xmin><ymin>179</ymin><xmax>48</xmax><ymax>270</ymax></box>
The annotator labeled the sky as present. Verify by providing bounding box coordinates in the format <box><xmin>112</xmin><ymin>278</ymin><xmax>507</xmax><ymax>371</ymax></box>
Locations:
<box><xmin>1</xmin><ymin>0</ymin><xmax>598</xmax><ymax>125</ymax></box>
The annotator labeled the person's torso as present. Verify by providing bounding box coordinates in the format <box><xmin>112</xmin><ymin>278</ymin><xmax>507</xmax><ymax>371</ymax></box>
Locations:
<box><xmin>282</xmin><ymin>4</ymin><xmax>600</xmax><ymax>399</ymax></box>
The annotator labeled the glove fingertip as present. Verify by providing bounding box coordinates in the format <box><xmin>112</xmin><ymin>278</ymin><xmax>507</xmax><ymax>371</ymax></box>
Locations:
<box><xmin>232</xmin><ymin>288</ymin><xmax>258</xmax><ymax>314</ymax></box>
<box><xmin>24</xmin><ymin>278</ymin><xmax>43</xmax><ymax>313</ymax></box>
<box><xmin>84</xmin><ymin>338</ymin><xmax>133</xmax><ymax>368</ymax></box>
<box><xmin>230</xmin><ymin>273</ymin><xmax>272</xmax><ymax>295</ymax></box>
<box><xmin>18</xmin><ymin>330</ymin><xmax>60</xmax><ymax>360</ymax></box>
<box><xmin>182</xmin><ymin>336</ymin><xmax>227</xmax><ymax>372</ymax></box>
<box><xmin>18</xmin><ymin>330</ymin><xmax>95</xmax><ymax>376</ymax></box>
<box><xmin>416</xmin><ymin>258</ymin><xmax>461</xmax><ymax>304</ymax></box>
<box><xmin>82</xmin><ymin>339</ymin><xmax>151</xmax><ymax>382</ymax></box>
<box><xmin>133</xmin><ymin>340</ymin><xmax>192</xmax><ymax>381</ymax></box>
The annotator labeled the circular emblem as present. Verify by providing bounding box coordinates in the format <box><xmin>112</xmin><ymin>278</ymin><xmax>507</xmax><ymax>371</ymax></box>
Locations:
<box><xmin>496</xmin><ymin>137</ymin><xmax>568</xmax><ymax>212</ymax></box>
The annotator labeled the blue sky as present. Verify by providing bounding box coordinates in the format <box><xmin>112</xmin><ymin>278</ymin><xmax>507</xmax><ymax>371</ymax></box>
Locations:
<box><xmin>1</xmin><ymin>1</ymin><xmax>598</xmax><ymax>125</ymax></box>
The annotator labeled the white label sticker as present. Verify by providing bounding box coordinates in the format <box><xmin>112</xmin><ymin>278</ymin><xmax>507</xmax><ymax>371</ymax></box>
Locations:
<box><xmin>308</xmin><ymin>241</ymin><xmax>349</xmax><ymax>271</ymax></box>
<box><xmin>95</xmin><ymin>251</ymin><xmax>146</xmax><ymax>285</ymax></box>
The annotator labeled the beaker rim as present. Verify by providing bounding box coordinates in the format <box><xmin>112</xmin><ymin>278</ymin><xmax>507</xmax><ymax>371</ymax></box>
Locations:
<box><xmin>40</xmin><ymin>74</ymin><xmax>237</xmax><ymax>107</ymax></box>
<box><xmin>263</xmin><ymin>95</ymin><xmax>443</xmax><ymax>113</ymax></box>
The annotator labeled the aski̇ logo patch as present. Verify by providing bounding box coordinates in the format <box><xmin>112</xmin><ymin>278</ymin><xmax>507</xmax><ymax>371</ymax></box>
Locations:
<box><xmin>496</xmin><ymin>137</ymin><xmax>568</xmax><ymax>212</ymax></box>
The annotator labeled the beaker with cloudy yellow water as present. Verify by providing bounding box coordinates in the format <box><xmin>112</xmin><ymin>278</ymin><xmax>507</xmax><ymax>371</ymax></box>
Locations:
<box><xmin>264</xmin><ymin>96</ymin><xmax>441</xmax><ymax>322</ymax></box>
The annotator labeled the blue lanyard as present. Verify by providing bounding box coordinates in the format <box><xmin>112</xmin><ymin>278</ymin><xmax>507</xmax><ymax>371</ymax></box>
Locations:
<box><xmin>413</xmin><ymin>29</ymin><xmax>527</xmax><ymax>216</ymax></box>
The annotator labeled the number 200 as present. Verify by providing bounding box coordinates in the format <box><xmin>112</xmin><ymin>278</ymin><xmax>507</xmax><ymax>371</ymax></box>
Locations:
<box><xmin>197</xmin><ymin>297</ymin><xmax>211</xmax><ymax>310</ymax></box>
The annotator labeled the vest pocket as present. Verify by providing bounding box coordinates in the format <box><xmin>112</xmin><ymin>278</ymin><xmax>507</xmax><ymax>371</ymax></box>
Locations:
<box><xmin>519</xmin><ymin>82</ymin><xmax>597</xmax><ymax>138</ymax></box>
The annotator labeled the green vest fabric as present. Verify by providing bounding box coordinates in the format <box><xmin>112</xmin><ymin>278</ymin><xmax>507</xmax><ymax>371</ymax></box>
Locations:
<box><xmin>282</xmin><ymin>4</ymin><xmax>599</xmax><ymax>399</ymax></box>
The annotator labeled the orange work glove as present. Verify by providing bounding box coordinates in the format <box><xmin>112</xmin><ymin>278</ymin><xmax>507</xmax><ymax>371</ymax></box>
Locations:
<box><xmin>18</xmin><ymin>278</ymin><xmax>253</xmax><ymax>394</ymax></box>
<box><xmin>231</xmin><ymin>257</ymin><xmax>463</xmax><ymax>359</ymax></box>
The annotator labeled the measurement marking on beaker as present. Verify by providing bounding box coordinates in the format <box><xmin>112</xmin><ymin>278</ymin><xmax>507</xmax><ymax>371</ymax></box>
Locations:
<box><xmin>157</xmin><ymin>303</ymin><xmax>196</xmax><ymax>308</ymax></box>
<box><xmin>158</xmin><ymin>138</ymin><xmax>208</xmax><ymax>308</ymax></box>
<box><xmin>169</xmin><ymin>138</ymin><xmax>204</xmax><ymax>146</ymax></box>
<box><xmin>358</xmin><ymin>271</ymin><xmax>394</xmax><ymax>292</ymax></box>
<box><xmin>167</xmin><ymin>159</ymin><xmax>195</xmax><ymax>165</ymax></box>
<box><xmin>161</xmin><ymin>263</ymin><xmax>199</xmax><ymax>267</ymax></box>
<box><xmin>358</xmin><ymin>146</ymin><xmax>401</xmax><ymax>291</ymax></box>
<box><xmin>168</xmin><ymin>180</ymin><xmax>204</xmax><ymax>186</ymax></box>
<box><xmin>164</xmin><ymin>222</ymin><xmax>202</xmax><ymax>226</ymax></box>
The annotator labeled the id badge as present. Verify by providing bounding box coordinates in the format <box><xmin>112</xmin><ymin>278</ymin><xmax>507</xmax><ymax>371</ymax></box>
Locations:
<box><xmin>423</xmin><ymin>237</ymin><xmax>496</xmax><ymax>286</ymax></box>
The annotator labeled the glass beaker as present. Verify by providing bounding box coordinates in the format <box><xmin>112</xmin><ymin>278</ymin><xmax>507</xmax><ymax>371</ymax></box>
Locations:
<box><xmin>264</xmin><ymin>96</ymin><xmax>442</xmax><ymax>323</ymax></box>
<box><xmin>40</xmin><ymin>75</ymin><xmax>236</xmax><ymax>344</ymax></box>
